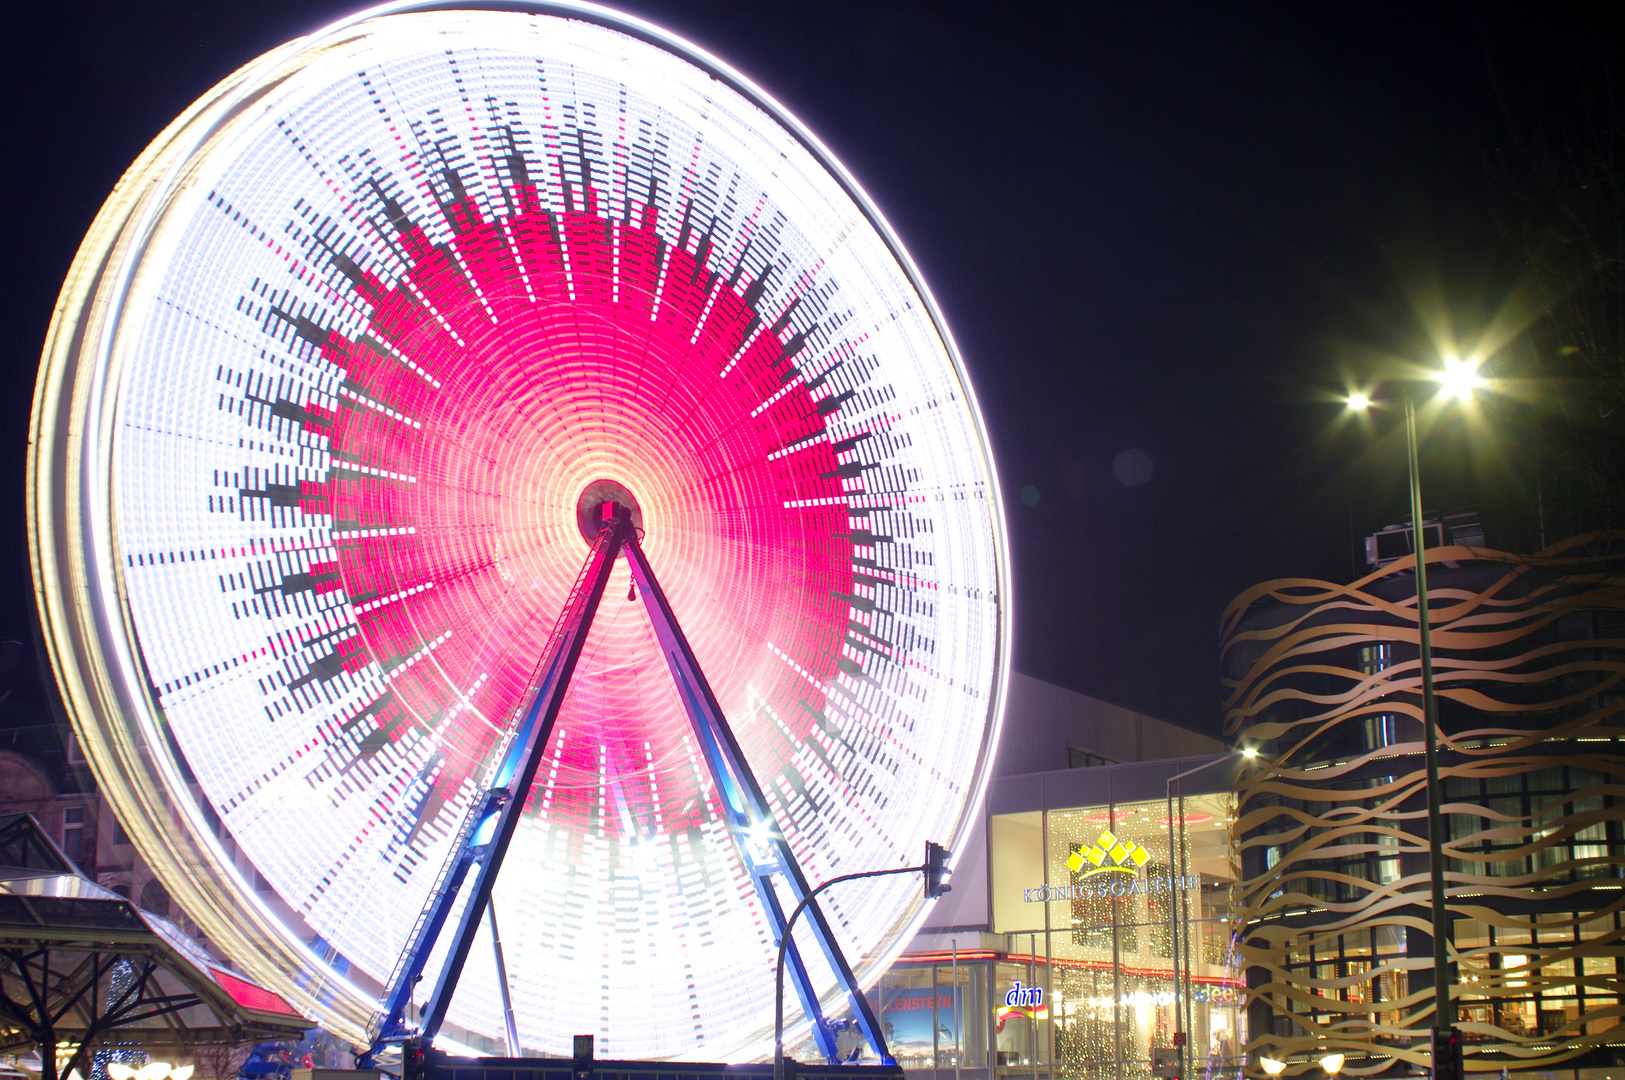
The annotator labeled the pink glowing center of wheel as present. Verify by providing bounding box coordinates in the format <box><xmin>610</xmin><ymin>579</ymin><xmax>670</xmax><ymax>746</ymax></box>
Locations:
<box><xmin>575</xmin><ymin>480</ymin><xmax>644</xmax><ymax>544</ymax></box>
<box><xmin>279</xmin><ymin>178</ymin><xmax>855</xmax><ymax>836</ymax></box>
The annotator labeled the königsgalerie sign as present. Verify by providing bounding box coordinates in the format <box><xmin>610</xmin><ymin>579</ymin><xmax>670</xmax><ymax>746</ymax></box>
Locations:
<box><xmin>1022</xmin><ymin>829</ymin><xmax>1203</xmax><ymax>903</ymax></box>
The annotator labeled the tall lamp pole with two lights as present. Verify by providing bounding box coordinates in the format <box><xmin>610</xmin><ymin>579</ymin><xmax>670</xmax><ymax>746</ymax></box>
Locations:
<box><xmin>1345</xmin><ymin>355</ymin><xmax>1485</xmax><ymax>1080</ymax></box>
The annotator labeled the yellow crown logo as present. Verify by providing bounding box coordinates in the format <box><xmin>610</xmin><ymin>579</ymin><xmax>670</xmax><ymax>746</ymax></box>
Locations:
<box><xmin>1066</xmin><ymin>830</ymin><xmax>1151</xmax><ymax>878</ymax></box>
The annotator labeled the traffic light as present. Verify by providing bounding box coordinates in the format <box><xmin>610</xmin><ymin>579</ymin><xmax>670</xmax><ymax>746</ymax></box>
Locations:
<box><xmin>924</xmin><ymin>841</ymin><xmax>952</xmax><ymax>898</ymax></box>
<box><xmin>1432</xmin><ymin>1026</ymin><xmax>1463</xmax><ymax>1080</ymax></box>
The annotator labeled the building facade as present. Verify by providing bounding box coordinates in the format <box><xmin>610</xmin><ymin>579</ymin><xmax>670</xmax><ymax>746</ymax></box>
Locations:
<box><xmin>1222</xmin><ymin>531</ymin><xmax>1625</xmax><ymax>1078</ymax></box>
<box><xmin>835</xmin><ymin>674</ymin><xmax>1235</xmax><ymax>1080</ymax></box>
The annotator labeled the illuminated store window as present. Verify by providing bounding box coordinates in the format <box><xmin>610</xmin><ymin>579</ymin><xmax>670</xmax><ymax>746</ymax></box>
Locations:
<box><xmin>870</xmin><ymin>961</ymin><xmax>987</xmax><ymax>1070</ymax></box>
<box><xmin>986</xmin><ymin>792</ymin><xmax>1243</xmax><ymax>1078</ymax></box>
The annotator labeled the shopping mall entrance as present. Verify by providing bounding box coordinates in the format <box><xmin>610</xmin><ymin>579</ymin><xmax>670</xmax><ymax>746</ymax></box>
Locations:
<box><xmin>859</xmin><ymin>758</ymin><xmax>1245</xmax><ymax>1080</ymax></box>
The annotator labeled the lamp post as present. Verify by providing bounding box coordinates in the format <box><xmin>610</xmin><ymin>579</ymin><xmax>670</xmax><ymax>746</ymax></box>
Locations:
<box><xmin>1165</xmin><ymin>748</ymin><xmax>1256</xmax><ymax>1080</ymax></box>
<box><xmin>1347</xmin><ymin>355</ymin><xmax>1484</xmax><ymax>1068</ymax></box>
<box><xmin>1403</xmin><ymin>390</ymin><xmax>1454</xmax><ymax>1039</ymax></box>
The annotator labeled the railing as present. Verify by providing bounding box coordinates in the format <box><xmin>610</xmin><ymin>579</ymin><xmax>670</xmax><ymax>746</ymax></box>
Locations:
<box><xmin>409</xmin><ymin>1055</ymin><xmax>903</xmax><ymax>1080</ymax></box>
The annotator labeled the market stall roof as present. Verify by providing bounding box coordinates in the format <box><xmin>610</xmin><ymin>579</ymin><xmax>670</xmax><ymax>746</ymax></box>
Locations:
<box><xmin>1</xmin><ymin>814</ymin><xmax>311</xmax><ymax>1077</ymax></box>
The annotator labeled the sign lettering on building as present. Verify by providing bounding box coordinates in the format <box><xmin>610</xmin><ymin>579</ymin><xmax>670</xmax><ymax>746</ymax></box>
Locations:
<box><xmin>1017</xmin><ymin>830</ymin><xmax>1207</xmax><ymax>902</ymax></box>
<box><xmin>1022</xmin><ymin>874</ymin><xmax>1202</xmax><ymax>903</ymax></box>
<box><xmin>1005</xmin><ymin>981</ymin><xmax>1044</xmax><ymax>1008</ymax></box>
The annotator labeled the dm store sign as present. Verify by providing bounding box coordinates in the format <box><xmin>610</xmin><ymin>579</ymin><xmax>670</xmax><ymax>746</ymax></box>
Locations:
<box><xmin>997</xmin><ymin>981</ymin><xmax>1046</xmax><ymax>1032</ymax></box>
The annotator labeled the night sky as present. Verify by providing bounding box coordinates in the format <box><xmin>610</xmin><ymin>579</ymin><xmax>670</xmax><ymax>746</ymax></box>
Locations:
<box><xmin>1</xmin><ymin>2</ymin><xmax>1595</xmax><ymax>735</ymax></box>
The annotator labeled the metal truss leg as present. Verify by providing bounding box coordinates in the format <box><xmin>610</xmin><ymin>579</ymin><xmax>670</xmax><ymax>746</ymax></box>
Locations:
<box><xmin>367</xmin><ymin>810</ymin><xmax>482</xmax><ymax>1058</ymax></box>
<box><xmin>370</xmin><ymin>520</ymin><xmax>627</xmax><ymax>1052</ymax></box>
<box><xmin>624</xmin><ymin>534</ymin><xmax>896</xmax><ymax>1066</ymax></box>
<box><xmin>488</xmin><ymin>898</ymin><xmax>520</xmax><ymax>1056</ymax></box>
<box><xmin>369</xmin><ymin>506</ymin><xmax>892</xmax><ymax>1065</ymax></box>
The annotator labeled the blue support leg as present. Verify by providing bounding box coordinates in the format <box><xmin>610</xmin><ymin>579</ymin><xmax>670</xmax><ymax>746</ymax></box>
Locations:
<box><xmin>366</xmin><ymin>506</ymin><xmax>892</xmax><ymax>1066</ymax></box>
<box><xmin>625</xmin><ymin>535</ymin><xmax>895</xmax><ymax>1066</ymax></box>
<box><xmin>367</xmin><ymin>519</ymin><xmax>627</xmax><ymax>1057</ymax></box>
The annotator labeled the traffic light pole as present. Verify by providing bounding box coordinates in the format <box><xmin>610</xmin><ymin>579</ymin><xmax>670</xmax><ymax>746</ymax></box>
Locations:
<box><xmin>774</xmin><ymin>846</ymin><xmax>951</xmax><ymax>1080</ymax></box>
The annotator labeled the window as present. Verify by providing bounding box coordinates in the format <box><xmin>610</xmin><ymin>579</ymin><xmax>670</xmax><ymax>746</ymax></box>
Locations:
<box><xmin>1358</xmin><ymin>644</ymin><xmax>1391</xmax><ymax>674</ymax></box>
<box><xmin>61</xmin><ymin>806</ymin><xmax>85</xmax><ymax>862</ymax></box>
<box><xmin>1066</xmin><ymin>747</ymin><xmax>1115</xmax><ymax>770</ymax></box>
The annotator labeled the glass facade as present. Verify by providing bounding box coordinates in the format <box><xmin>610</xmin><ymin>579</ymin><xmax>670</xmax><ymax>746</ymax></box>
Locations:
<box><xmin>990</xmin><ymin>794</ymin><xmax>1243</xmax><ymax>1080</ymax></box>
<box><xmin>870</xmin><ymin>961</ymin><xmax>989</xmax><ymax>1070</ymax></box>
<box><xmin>823</xmin><ymin>791</ymin><xmax>1242</xmax><ymax>1079</ymax></box>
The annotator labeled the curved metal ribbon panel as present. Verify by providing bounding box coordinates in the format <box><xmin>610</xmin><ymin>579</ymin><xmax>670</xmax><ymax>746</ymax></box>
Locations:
<box><xmin>1221</xmin><ymin>533</ymin><xmax>1625</xmax><ymax>1075</ymax></box>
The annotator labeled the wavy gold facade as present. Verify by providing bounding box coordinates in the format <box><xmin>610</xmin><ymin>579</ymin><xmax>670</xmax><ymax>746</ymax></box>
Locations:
<box><xmin>1221</xmin><ymin>533</ymin><xmax>1625</xmax><ymax>1076</ymax></box>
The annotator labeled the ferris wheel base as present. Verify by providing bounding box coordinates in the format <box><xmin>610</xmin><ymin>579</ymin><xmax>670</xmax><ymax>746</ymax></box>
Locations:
<box><xmin>400</xmin><ymin>1045</ymin><xmax>904</xmax><ymax>1080</ymax></box>
<box><xmin>369</xmin><ymin>506</ymin><xmax>896</xmax><ymax>1069</ymax></box>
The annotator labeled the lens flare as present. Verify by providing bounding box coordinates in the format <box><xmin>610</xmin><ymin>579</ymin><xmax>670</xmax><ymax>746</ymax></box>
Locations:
<box><xmin>1437</xmin><ymin>355</ymin><xmax>1486</xmax><ymax>401</ymax></box>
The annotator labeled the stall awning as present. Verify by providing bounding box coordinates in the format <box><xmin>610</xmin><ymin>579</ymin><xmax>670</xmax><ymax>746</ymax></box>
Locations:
<box><xmin>0</xmin><ymin>814</ymin><xmax>310</xmax><ymax>1080</ymax></box>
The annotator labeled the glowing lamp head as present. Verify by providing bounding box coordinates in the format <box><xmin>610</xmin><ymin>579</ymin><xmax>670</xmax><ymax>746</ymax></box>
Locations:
<box><xmin>139</xmin><ymin>1063</ymin><xmax>172</xmax><ymax>1080</ymax></box>
<box><xmin>1261</xmin><ymin>1059</ymin><xmax>1288</xmax><ymax>1077</ymax></box>
<box><xmin>1345</xmin><ymin>393</ymin><xmax>1372</xmax><ymax>411</ymax></box>
<box><xmin>171</xmin><ymin>1067</ymin><xmax>195</xmax><ymax>1080</ymax></box>
<box><xmin>1241</xmin><ymin>746</ymin><xmax>1259</xmax><ymax>759</ymax></box>
<box><xmin>106</xmin><ymin>1066</ymin><xmax>136</xmax><ymax>1080</ymax></box>
<box><xmin>1319</xmin><ymin>1054</ymin><xmax>1345</xmax><ymax>1075</ymax></box>
<box><xmin>1437</xmin><ymin>355</ymin><xmax>1485</xmax><ymax>402</ymax></box>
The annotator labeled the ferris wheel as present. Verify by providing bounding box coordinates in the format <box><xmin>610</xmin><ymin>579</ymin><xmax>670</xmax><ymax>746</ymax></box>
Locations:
<box><xmin>31</xmin><ymin>0</ymin><xmax>1009</xmax><ymax>1063</ymax></box>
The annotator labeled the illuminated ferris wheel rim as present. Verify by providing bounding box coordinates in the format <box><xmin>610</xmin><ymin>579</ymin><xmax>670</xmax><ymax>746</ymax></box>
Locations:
<box><xmin>32</xmin><ymin>0</ymin><xmax>1013</xmax><ymax>1056</ymax></box>
<box><xmin>187</xmin><ymin>0</ymin><xmax>981</xmax><ymax>384</ymax></box>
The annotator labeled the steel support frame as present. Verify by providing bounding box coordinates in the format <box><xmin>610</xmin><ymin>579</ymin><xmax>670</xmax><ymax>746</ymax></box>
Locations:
<box><xmin>367</xmin><ymin>508</ymin><xmax>893</xmax><ymax>1066</ymax></box>
<box><xmin>369</xmin><ymin>520</ymin><xmax>626</xmax><ymax>1058</ymax></box>
<box><xmin>624</xmin><ymin>537</ymin><xmax>893</xmax><ymax>1066</ymax></box>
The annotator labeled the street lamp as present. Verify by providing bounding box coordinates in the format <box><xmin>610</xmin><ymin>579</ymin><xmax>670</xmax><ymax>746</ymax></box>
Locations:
<box><xmin>1260</xmin><ymin>1058</ymin><xmax>1287</xmax><ymax>1077</ymax></box>
<box><xmin>1165</xmin><ymin>748</ymin><xmax>1257</xmax><ymax>1080</ymax></box>
<box><xmin>1346</xmin><ymin>356</ymin><xmax>1486</xmax><ymax>1066</ymax></box>
<box><xmin>1319</xmin><ymin>1053</ymin><xmax>1345</xmax><ymax>1076</ymax></box>
<box><xmin>1436</xmin><ymin>356</ymin><xmax>1487</xmax><ymax>403</ymax></box>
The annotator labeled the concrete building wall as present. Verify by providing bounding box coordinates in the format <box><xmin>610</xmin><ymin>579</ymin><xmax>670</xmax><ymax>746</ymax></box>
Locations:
<box><xmin>994</xmin><ymin>672</ymin><xmax>1221</xmax><ymax>777</ymax></box>
<box><xmin>923</xmin><ymin>673</ymin><xmax>1221</xmax><ymax>932</ymax></box>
